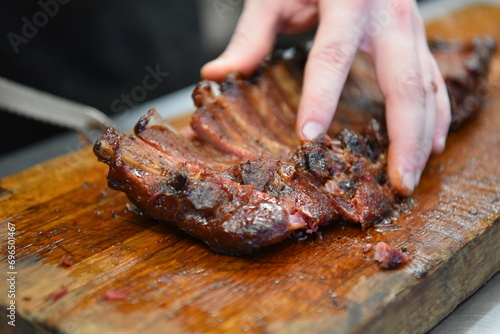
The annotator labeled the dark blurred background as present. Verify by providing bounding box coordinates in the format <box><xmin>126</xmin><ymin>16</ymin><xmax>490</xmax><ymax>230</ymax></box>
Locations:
<box><xmin>0</xmin><ymin>0</ymin><xmax>239</xmax><ymax>154</ymax></box>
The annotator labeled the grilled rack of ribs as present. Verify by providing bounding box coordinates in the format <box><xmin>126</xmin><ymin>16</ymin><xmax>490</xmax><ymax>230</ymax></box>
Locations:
<box><xmin>94</xmin><ymin>37</ymin><xmax>495</xmax><ymax>255</ymax></box>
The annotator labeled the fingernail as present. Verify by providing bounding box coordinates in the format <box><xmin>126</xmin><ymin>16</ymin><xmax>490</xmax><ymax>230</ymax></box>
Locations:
<box><xmin>436</xmin><ymin>135</ymin><xmax>446</xmax><ymax>152</ymax></box>
<box><xmin>302</xmin><ymin>121</ymin><xmax>325</xmax><ymax>140</ymax></box>
<box><xmin>415</xmin><ymin>170</ymin><xmax>422</xmax><ymax>186</ymax></box>
<box><xmin>402</xmin><ymin>172</ymin><xmax>416</xmax><ymax>194</ymax></box>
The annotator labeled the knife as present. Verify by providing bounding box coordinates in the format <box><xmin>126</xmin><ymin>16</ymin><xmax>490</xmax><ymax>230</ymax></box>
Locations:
<box><xmin>0</xmin><ymin>77</ymin><xmax>116</xmax><ymax>133</ymax></box>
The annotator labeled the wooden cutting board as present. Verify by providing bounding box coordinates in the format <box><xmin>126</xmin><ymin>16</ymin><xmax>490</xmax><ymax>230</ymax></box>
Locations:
<box><xmin>1</xmin><ymin>4</ymin><xmax>500</xmax><ymax>334</ymax></box>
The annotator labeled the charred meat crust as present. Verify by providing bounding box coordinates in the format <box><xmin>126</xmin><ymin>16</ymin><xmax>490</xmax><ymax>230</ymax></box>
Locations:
<box><xmin>94</xmin><ymin>37</ymin><xmax>495</xmax><ymax>255</ymax></box>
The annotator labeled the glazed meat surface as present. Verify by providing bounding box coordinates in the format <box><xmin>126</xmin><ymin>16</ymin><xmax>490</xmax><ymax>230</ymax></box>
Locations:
<box><xmin>94</xmin><ymin>37</ymin><xmax>495</xmax><ymax>255</ymax></box>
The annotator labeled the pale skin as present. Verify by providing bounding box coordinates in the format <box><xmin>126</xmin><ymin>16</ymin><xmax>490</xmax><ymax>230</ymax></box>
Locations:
<box><xmin>201</xmin><ymin>0</ymin><xmax>451</xmax><ymax>196</ymax></box>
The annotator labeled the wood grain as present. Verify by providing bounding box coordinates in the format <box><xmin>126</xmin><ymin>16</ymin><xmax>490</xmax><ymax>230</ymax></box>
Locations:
<box><xmin>1</xmin><ymin>4</ymin><xmax>500</xmax><ymax>334</ymax></box>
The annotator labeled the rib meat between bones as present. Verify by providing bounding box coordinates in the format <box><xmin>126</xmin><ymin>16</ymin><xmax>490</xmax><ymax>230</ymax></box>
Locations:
<box><xmin>94</xmin><ymin>37</ymin><xmax>495</xmax><ymax>255</ymax></box>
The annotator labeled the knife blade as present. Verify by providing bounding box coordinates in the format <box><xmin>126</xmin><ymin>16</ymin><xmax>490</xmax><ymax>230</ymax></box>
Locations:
<box><xmin>0</xmin><ymin>77</ymin><xmax>116</xmax><ymax>132</ymax></box>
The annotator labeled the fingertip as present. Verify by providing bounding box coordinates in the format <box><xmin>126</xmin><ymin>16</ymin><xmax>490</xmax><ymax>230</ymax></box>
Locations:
<box><xmin>201</xmin><ymin>58</ymin><xmax>231</xmax><ymax>81</ymax></box>
<box><xmin>387</xmin><ymin>144</ymin><xmax>427</xmax><ymax>196</ymax></box>
<box><xmin>402</xmin><ymin>171</ymin><xmax>417</xmax><ymax>195</ymax></box>
<box><xmin>300</xmin><ymin>120</ymin><xmax>325</xmax><ymax>141</ymax></box>
<box><xmin>389</xmin><ymin>168</ymin><xmax>416</xmax><ymax>197</ymax></box>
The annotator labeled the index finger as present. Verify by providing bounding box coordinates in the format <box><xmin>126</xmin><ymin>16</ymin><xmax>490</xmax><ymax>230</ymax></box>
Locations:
<box><xmin>296</xmin><ymin>0</ymin><xmax>366</xmax><ymax>140</ymax></box>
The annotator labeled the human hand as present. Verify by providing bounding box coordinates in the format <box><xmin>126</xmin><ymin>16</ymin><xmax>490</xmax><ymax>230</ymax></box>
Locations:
<box><xmin>201</xmin><ymin>0</ymin><xmax>451</xmax><ymax>196</ymax></box>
